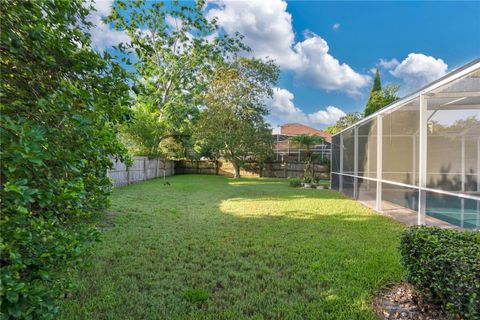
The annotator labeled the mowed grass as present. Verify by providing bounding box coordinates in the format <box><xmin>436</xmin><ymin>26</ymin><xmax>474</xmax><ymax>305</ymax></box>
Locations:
<box><xmin>59</xmin><ymin>175</ymin><xmax>405</xmax><ymax>320</ymax></box>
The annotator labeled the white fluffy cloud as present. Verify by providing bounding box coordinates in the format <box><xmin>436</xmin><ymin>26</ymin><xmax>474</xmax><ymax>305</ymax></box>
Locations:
<box><xmin>206</xmin><ymin>0</ymin><xmax>300</xmax><ymax>69</ymax></box>
<box><xmin>206</xmin><ymin>0</ymin><xmax>370</xmax><ymax>95</ymax></box>
<box><xmin>87</xmin><ymin>0</ymin><xmax>129</xmax><ymax>51</ymax></box>
<box><xmin>389</xmin><ymin>53</ymin><xmax>448</xmax><ymax>91</ymax></box>
<box><xmin>378</xmin><ymin>58</ymin><xmax>399</xmax><ymax>69</ymax></box>
<box><xmin>267</xmin><ymin>88</ymin><xmax>307</xmax><ymax>122</ymax></box>
<box><xmin>267</xmin><ymin>88</ymin><xmax>346</xmax><ymax>126</ymax></box>
<box><xmin>293</xmin><ymin>31</ymin><xmax>371</xmax><ymax>95</ymax></box>
<box><xmin>308</xmin><ymin>106</ymin><xmax>346</xmax><ymax>125</ymax></box>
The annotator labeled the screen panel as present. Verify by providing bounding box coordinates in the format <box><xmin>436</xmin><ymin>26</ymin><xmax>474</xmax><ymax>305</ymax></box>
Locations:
<box><xmin>342</xmin><ymin>129</ymin><xmax>355</xmax><ymax>174</ymax></box>
<box><xmin>425</xmin><ymin>69</ymin><xmax>480</xmax><ymax>195</ymax></box>
<box><xmin>331</xmin><ymin>135</ymin><xmax>341</xmax><ymax>173</ymax></box>
<box><xmin>357</xmin><ymin>118</ymin><xmax>377</xmax><ymax>179</ymax></box>
<box><xmin>382</xmin><ymin>98</ymin><xmax>420</xmax><ymax>186</ymax></box>
<box><xmin>341</xmin><ymin>175</ymin><xmax>355</xmax><ymax>198</ymax></box>
<box><xmin>382</xmin><ymin>182</ymin><xmax>418</xmax><ymax>212</ymax></box>
<box><xmin>357</xmin><ymin>177</ymin><xmax>377</xmax><ymax>208</ymax></box>
<box><xmin>331</xmin><ymin>173</ymin><xmax>340</xmax><ymax>191</ymax></box>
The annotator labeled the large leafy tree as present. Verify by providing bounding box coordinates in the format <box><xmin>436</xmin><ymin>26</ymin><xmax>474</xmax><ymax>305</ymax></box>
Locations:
<box><xmin>0</xmin><ymin>1</ymin><xmax>131</xmax><ymax>318</ymax></box>
<box><xmin>364</xmin><ymin>69</ymin><xmax>400</xmax><ymax>116</ymax></box>
<box><xmin>196</xmin><ymin>58</ymin><xmax>278</xmax><ymax>178</ymax></box>
<box><xmin>108</xmin><ymin>0</ymin><xmax>245</xmax><ymax>157</ymax></box>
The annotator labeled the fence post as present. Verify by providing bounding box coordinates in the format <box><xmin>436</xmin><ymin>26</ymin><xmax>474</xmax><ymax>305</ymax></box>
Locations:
<box><xmin>143</xmin><ymin>158</ymin><xmax>147</xmax><ymax>181</ymax></box>
<box><xmin>127</xmin><ymin>166</ymin><xmax>130</xmax><ymax>185</ymax></box>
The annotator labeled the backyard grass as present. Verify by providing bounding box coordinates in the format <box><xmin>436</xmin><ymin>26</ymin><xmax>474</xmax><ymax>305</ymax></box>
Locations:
<box><xmin>59</xmin><ymin>175</ymin><xmax>405</xmax><ymax>320</ymax></box>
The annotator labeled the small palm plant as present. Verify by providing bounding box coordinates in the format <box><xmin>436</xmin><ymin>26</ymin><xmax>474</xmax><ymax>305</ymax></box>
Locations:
<box><xmin>290</xmin><ymin>134</ymin><xmax>324</xmax><ymax>159</ymax></box>
<box><xmin>290</xmin><ymin>134</ymin><xmax>324</xmax><ymax>185</ymax></box>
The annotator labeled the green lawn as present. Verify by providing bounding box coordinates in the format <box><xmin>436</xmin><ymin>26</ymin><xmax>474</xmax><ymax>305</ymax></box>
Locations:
<box><xmin>60</xmin><ymin>175</ymin><xmax>405</xmax><ymax>320</ymax></box>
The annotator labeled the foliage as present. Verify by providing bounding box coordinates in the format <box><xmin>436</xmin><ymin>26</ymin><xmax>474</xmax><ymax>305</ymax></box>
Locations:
<box><xmin>290</xmin><ymin>135</ymin><xmax>324</xmax><ymax>158</ymax></box>
<box><xmin>196</xmin><ymin>58</ymin><xmax>278</xmax><ymax>178</ymax></box>
<box><xmin>400</xmin><ymin>226</ymin><xmax>480</xmax><ymax>319</ymax></box>
<box><xmin>0</xmin><ymin>0</ymin><xmax>131</xmax><ymax>318</ymax></box>
<box><xmin>364</xmin><ymin>74</ymin><xmax>400</xmax><ymax>116</ymax></box>
<box><xmin>290</xmin><ymin>135</ymin><xmax>323</xmax><ymax>184</ymax></box>
<box><xmin>371</xmin><ymin>68</ymin><xmax>382</xmax><ymax>92</ymax></box>
<box><xmin>316</xmin><ymin>156</ymin><xmax>331</xmax><ymax>167</ymax></box>
<box><xmin>325</xmin><ymin>112</ymin><xmax>363</xmax><ymax>134</ymax></box>
<box><xmin>58</xmin><ymin>175</ymin><xmax>405</xmax><ymax>319</ymax></box>
<box><xmin>288</xmin><ymin>178</ymin><xmax>302</xmax><ymax>188</ymax></box>
<box><xmin>302</xmin><ymin>159</ymin><xmax>314</xmax><ymax>184</ymax></box>
<box><xmin>189</xmin><ymin>140</ymin><xmax>219</xmax><ymax>161</ymax></box>
<box><xmin>109</xmin><ymin>0</ymin><xmax>246</xmax><ymax>158</ymax></box>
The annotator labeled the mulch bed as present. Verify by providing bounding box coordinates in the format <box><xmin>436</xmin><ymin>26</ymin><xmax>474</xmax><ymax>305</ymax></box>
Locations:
<box><xmin>373</xmin><ymin>283</ymin><xmax>448</xmax><ymax>320</ymax></box>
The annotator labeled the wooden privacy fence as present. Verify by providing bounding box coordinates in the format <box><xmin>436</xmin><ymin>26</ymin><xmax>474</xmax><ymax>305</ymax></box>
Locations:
<box><xmin>108</xmin><ymin>157</ymin><xmax>330</xmax><ymax>187</ymax></box>
<box><xmin>108</xmin><ymin>157</ymin><xmax>174</xmax><ymax>187</ymax></box>
<box><xmin>263</xmin><ymin>162</ymin><xmax>329</xmax><ymax>179</ymax></box>
<box><xmin>175</xmin><ymin>160</ymin><xmax>329</xmax><ymax>179</ymax></box>
<box><xmin>175</xmin><ymin>160</ymin><xmax>258</xmax><ymax>177</ymax></box>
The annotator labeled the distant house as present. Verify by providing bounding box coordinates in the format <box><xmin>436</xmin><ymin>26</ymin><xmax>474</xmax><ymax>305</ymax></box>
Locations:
<box><xmin>272</xmin><ymin>123</ymin><xmax>332</xmax><ymax>162</ymax></box>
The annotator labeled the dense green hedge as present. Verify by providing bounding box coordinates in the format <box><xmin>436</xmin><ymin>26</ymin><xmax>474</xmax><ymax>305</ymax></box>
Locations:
<box><xmin>1</xmin><ymin>1</ymin><xmax>131</xmax><ymax>318</ymax></box>
<box><xmin>400</xmin><ymin>226</ymin><xmax>480</xmax><ymax>319</ymax></box>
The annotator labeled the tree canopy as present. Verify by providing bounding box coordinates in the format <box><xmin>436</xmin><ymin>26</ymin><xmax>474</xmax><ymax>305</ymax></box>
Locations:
<box><xmin>108</xmin><ymin>0</ymin><xmax>246</xmax><ymax>158</ymax></box>
<box><xmin>325</xmin><ymin>112</ymin><xmax>364</xmax><ymax>134</ymax></box>
<box><xmin>364</xmin><ymin>70</ymin><xmax>400</xmax><ymax>116</ymax></box>
<box><xmin>371</xmin><ymin>68</ymin><xmax>382</xmax><ymax>93</ymax></box>
<box><xmin>1</xmin><ymin>0</ymin><xmax>131</xmax><ymax>318</ymax></box>
<box><xmin>196</xmin><ymin>58</ymin><xmax>279</xmax><ymax>178</ymax></box>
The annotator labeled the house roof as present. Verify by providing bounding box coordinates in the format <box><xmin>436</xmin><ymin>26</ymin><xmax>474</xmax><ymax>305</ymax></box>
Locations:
<box><xmin>278</xmin><ymin>123</ymin><xmax>332</xmax><ymax>142</ymax></box>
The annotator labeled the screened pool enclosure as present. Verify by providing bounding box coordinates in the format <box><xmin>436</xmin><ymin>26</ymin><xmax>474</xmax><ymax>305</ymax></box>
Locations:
<box><xmin>331</xmin><ymin>60</ymin><xmax>480</xmax><ymax>230</ymax></box>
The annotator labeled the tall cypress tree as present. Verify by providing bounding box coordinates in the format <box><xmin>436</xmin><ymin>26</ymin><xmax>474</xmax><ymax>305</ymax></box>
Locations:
<box><xmin>371</xmin><ymin>68</ymin><xmax>381</xmax><ymax>92</ymax></box>
<box><xmin>364</xmin><ymin>68</ymin><xmax>397</xmax><ymax>116</ymax></box>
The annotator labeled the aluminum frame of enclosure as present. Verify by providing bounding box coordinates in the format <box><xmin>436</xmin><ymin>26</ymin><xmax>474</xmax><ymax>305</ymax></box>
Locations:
<box><xmin>331</xmin><ymin>59</ymin><xmax>480</xmax><ymax>230</ymax></box>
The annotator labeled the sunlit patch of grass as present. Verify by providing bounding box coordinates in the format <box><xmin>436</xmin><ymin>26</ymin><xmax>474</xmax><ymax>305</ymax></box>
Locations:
<box><xmin>59</xmin><ymin>175</ymin><xmax>405</xmax><ymax>320</ymax></box>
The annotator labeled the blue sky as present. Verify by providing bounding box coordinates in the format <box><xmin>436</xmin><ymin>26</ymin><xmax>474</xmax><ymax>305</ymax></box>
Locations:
<box><xmin>90</xmin><ymin>0</ymin><xmax>480</xmax><ymax>129</ymax></box>
<box><xmin>282</xmin><ymin>1</ymin><xmax>480</xmax><ymax>122</ymax></box>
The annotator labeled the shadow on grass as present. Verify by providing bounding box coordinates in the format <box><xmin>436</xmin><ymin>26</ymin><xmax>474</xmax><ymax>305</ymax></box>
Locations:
<box><xmin>59</xmin><ymin>174</ymin><xmax>405</xmax><ymax>320</ymax></box>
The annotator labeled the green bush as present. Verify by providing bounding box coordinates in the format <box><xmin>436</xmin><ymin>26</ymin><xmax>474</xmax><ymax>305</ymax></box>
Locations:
<box><xmin>289</xmin><ymin>178</ymin><xmax>302</xmax><ymax>188</ymax></box>
<box><xmin>1</xmin><ymin>1</ymin><xmax>131</xmax><ymax>318</ymax></box>
<box><xmin>400</xmin><ymin>226</ymin><xmax>480</xmax><ymax>319</ymax></box>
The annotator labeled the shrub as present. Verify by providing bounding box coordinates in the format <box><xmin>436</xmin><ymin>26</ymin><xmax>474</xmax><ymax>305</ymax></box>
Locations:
<box><xmin>400</xmin><ymin>226</ymin><xmax>480</xmax><ymax>319</ymax></box>
<box><xmin>289</xmin><ymin>178</ymin><xmax>302</xmax><ymax>188</ymax></box>
<box><xmin>1</xmin><ymin>1</ymin><xmax>131</xmax><ymax>318</ymax></box>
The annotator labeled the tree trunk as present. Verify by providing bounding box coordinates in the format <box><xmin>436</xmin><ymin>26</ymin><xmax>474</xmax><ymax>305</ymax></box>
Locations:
<box><xmin>233</xmin><ymin>162</ymin><xmax>241</xmax><ymax>178</ymax></box>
